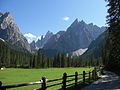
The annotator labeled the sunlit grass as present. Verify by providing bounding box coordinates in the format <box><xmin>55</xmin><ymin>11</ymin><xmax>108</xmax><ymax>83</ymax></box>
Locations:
<box><xmin>0</xmin><ymin>67</ymin><xmax>93</xmax><ymax>90</ymax></box>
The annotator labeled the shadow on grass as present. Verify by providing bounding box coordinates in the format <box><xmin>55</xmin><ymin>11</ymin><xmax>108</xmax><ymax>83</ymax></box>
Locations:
<box><xmin>58</xmin><ymin>78</ymin><xmax>100</xmax><ymax>90</ymax></box>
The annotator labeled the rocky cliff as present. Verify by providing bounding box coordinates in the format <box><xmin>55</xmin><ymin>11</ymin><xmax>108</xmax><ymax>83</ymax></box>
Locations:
<box><xmin>0</xmin><ymin>12</ymin><xmax>31</xmax><ymax>52</ymax></box>
<box><xmin>43</xmin><ymin>19</ymin><xmax>106</xmax><ymax>54</ymax></box>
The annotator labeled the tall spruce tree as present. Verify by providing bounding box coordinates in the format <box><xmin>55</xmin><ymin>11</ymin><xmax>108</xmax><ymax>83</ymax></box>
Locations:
<box><xmin>105</xmin><ymin>0</ymin><xmax>120</xmax><ymax>72</ymax></box>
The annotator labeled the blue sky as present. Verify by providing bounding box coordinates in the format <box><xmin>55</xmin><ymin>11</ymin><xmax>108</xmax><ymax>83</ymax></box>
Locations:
<box><xmin>0</xmin><ymin>0</ymin><xmax>107</xmax><ymax>43</ymax></box>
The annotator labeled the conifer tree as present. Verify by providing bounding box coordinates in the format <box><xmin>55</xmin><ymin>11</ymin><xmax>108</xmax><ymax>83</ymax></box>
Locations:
<box><xmin>105</xmin><ymin>0</ymin><xmax>120</xmax><ymax>72</ymax></box>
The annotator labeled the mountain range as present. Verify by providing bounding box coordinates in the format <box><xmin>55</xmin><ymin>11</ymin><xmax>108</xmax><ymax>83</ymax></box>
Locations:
<box><xmin>30</xmin><ymin>31</ymin><xmax>53</xmax><ymax>53</ymax></box>
<box><xmin>42</xmin><ymin>19</ymin><xmax>106</xmax><ymax>57</ymax></box>
<box><xmin>0</xmin><ymin>12</ymin><xmax>106</xmax><ymax>58</ymax></box>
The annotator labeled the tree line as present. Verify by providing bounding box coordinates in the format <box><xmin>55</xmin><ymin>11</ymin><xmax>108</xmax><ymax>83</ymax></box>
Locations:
<box><xmin>102</xmin><ymin>0</ymin><xmax>120</xmax><ymax>74</ymax></box>
<box><xmin>0</xmin><ymin>40</ymin><xmax>102</xmax><ymax>68</ymax></box>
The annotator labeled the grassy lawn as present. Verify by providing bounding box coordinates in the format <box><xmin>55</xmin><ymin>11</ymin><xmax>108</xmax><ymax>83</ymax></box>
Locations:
<box><xmin>0</xmin><ymin>68</ymin><xmax>93</xmax><ymax>90</ymax></box>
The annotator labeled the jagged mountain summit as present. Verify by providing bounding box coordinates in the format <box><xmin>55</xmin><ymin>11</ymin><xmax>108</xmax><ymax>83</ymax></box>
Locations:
<box><xmin>30</xmin><ymin>31</ymin><xmax>53</xmax><ymax>51</ymax></box>
<box><xmin>30</xmin><ymin>40</ymin><xmax>37</xmax><ymax>53</ymax></box>
<box><xmin>36</xmin><ymin>31</ymin><xmax>53</xmax><ymax>48</ymax></box>
<box><xmin>0</xmin><ymin>12</ymin><xmax>106</xmax><ymax>57</ymax></box>
<box><xmin>0</xmin><ymin>12</ymin><xmax>31</xmax><ymax>52</ymax></box>
<box><xmin>43</xmin><ymin>19</ymin><xmax>106</xmax><ymax>57</ymax></box>
<box><xmin>43</xmin><ymin>31</ymin><xmax>65</xmax><ymax>49</ymax></box>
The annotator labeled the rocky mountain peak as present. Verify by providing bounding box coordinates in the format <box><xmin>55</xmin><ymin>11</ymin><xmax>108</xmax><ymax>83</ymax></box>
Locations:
<box><xmin>0</xmin><ymin>12</ymin><xmax>3</xmax><ymax>17</ymax></box>
<box><xmin>41</xmin><ymin>35</ymin><xmax>44</xmax><ymax>40</ymax></box>
<box><xmin>30</xmin><ymin>40</ymin><xmax>38</xmax><ymax>53</ymax></box>
<box><xmin>80</xmin><ymin>20</ymin><xmax>85</xmax><ymax>23</ymax></box>
<box><xmin>37</xmin><ymin>39</ymin><xmax>41</xmax><ymax>41</ymax></box>
<box><xmin>43</xmin><ymin>18</ymin><xmax>106</xmax><ymax>57</ymax></box>
<box><xmin>79</xmin><ymin>20</ymin><xmax>86</xmax><ymax>26</ymax></box>
<box><xmin>74</xmin><ymin>18</ymin><xmax>79</xmax><ymax>22</ymax></box>
<box><xmin>30</xmin><ymin>40</ymin><xmax>36</xmax><ymax>48</ymax></box>
<box><xmin>32</xmin><ymin>40</ymin><xmax>35</xmax><ymax>43</ymax></box>
<box><xmin>35</xmin><ymin>31</ymin><xmax>53</xmax><ymax>49</ymax></box>
<box><xmin>45</xmin><ymin>31</ymin><xmax>53</xmax><ymax>38</ymax></box>
<box><xmin>69</xmin><ymin>18</ymin><xmax>79</xmax><ymax>28</ymax></box>
<box><xmin>4</xmin><ymin>12</ymin><xmax>10</xmax><ymax>16</ymax></box>
<box><xmin>0</xmin><ymin>12</ymin><xmax>31</xmax><ymax>52</ymax></box>
<box><xmin>0</xmin><ymin>12</ymin><xmax>14</xmax><ymax>29</ymax></box>
<box><xmin>89</xmin><ymin>23</ymin><xmax>94</xmax><ymax>26</ymax></box>
<box><xmin>46</xmin><ymin>30</ymin><xmax>52</xmax><ymax>34</ymax></box>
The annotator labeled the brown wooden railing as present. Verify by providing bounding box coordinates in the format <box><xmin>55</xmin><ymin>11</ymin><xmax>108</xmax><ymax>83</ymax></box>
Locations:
<box><xmin>0</xmin><ymin>68</ymin><xmax>102</xmax><ymax>90</ymax></box>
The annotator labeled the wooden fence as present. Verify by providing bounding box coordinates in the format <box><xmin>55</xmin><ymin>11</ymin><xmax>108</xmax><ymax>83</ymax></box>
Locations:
<box><xmin>0</xmin><ymin>68</ymin><xmax>102</xmax><ymax>90</ymax></box>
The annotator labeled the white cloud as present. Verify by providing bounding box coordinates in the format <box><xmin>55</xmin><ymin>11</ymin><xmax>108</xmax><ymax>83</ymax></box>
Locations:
<box><xmin>24</xmin><ymin>33</ymin><xmax>45</xmax><ymax>43</ymax></box>
<box><xmin>24</xmin><ymin>33</ymin><xmax>37</xmax><ymax>43</ymax></box>
<box><xmin>63</xmin><ymin>17</ymin><xmax>70</xmax><ymax>21</ymax></box>
<box><xmin>24</xmin><ymin>33</ymin><xmax>36</xmax><ymax>39</ymax></box>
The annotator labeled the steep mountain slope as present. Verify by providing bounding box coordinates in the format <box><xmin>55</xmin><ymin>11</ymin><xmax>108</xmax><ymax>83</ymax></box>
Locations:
<box><xmin>82</xmin><ymin>30</ymin><xmax>108</xmax><ymax>58</ymax></box>
<box><xmin>0</xmin><ymin>12</ymin><xmax>31</xmax><ymax>52</ymax></box>
<box><xmin>43</xmin><ymin>31</ymin><xmax>65</xmax><ymax>50</ymax></box>
<box><xmin>30</xmin><ymin>31</ymin><xmax>53</xmax><ymax>53</ymax></box>
<box><xmin>43</xmin><ymin>19</ymin><xmax>106</xmax><ymax>56</ymax></box>
<box><xmin>35</xmin><ymin>31</ymin><xmax>53</xmax><ymax>48</ymax></box>
<box><xmin>30</xmin><ymin>40</ymin><xmax>37</xmax><ymax>53</ymax></box>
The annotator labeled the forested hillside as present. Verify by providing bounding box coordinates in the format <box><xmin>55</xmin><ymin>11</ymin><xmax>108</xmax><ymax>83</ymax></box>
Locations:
<box><xmin>104</xmin><ymin>0</ymin><xmax>120</xmax><ymax>74</ymax></box>
<box><xmin>0</xmin><ymin>38</ymin><xmax>102</xmax><ymax>68</ymax></box>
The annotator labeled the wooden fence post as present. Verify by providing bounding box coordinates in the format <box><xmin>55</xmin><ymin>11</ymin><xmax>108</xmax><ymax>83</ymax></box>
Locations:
<box><xmin>75</xmin><ymin>72</ymin><xmax>78</xmax><ymax>87</ymax></box>
<box><xmin>83</xmin><ymin>71</ymin><xmax>85</xmax><ymax>83</ymax></box>
<box><xmin>92</xmin><ymin>68</ymin><xmax>98</xmax><ymax>80</ymax></box>
<box><xmin>0</xmin><ymin>81</ymin><xmax>2</xmax><ymax>90</ymax></box>
<box><xmin>41</xmin><ymin>77</ymin><xmax>46</xmax><ymax>90</ymax></box>
<box><xmin>62</xmin><ymin>73</ymin><xmax>67</xmax><ymax>90</ymax></box>
<box><xmin>89</xmin><ymin>72</ymin><xmax>91</xmax><ymax>82</ymax></box>
<box><xmin>94</xmin><ymin>68</ymin><xmax>98</xmax><ymax>80</ymax></box>
<box><xmin>0</xmin><ymin>81</ymin><xmax>6</xmax><ymax>90</ymax></box>
<box><xmin>92</xmin><ymin>69</ymin><xmax>95</xmax><ymax>80</ymax></box>
<box><xmin>101</xmin><ymin>67</ymin><xmax>104</xmax><ymax>75</ymax></box>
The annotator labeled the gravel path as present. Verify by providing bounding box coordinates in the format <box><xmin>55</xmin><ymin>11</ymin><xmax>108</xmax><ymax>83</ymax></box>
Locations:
<box><xmin>80</xmin><ymin>71</ymin><xmax>120</xmax><ymax>90</ymax></box>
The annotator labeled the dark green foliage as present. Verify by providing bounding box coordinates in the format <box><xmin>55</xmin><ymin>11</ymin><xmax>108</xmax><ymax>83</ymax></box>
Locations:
<box><xmin>0</xmin><ymin>39</ymin><xmax>101</xmax><ymax>68</ymax></box>
<box><xmin>52</xmin><ymin>53</ymin><xmax>103</xmax><ymax>68</ymax></box>
<box><xmin>105</xmin><ymin>0</ymin><xmax>120</xmax><ymax>73</ymax></box>
<box><xmin>0</xmin><ymin>40</ymin><xmax>50</xmax><ymax>68</ymax></box>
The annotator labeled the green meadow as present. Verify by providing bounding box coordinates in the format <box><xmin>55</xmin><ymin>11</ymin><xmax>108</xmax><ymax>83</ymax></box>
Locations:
<box><xmin>0</xmin><ymin>68</ymin><xmax>93</xmax><ymax>90</ymax></box>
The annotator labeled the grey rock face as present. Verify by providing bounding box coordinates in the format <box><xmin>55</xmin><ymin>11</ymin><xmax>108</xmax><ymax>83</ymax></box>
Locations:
<box><xmin>30</xmin><ymin>40</ymin><xmax>37</xmax><ymax>53</ymax></box>
<box><xmin>0</xmin><ymin>12</ymin><xmax>3</xmax><ymax>17</ymax></box>
<box><xmin>0</xmin><ymin>12</ymin><xmax>31</xmax><ymax>52</ymax></box>
<box><xmin>30</xmin><ymin>40</ymin><xmax>36</xmax><ymax>49</ymax></box>
<box><xmin>36</xmin><ymin>31</ymin><xmax>53</xmax><ymax>48</ymax></box>
<box><xmin>43</xmin><ymin>19</ymin><xmax>106</xmax><ymax>54</ymax></box>
<box><xmin>70</xmin><ymin>48</ymin><xmax>88</xmax><ymax>57</ymax></box>
<box><xmin>0</xmin><ymin>12</ymin><xmax>14</xmax><ymax>29</ymax></box>
<box><xmin>82</xmin><ymin>31</ymin><xmax>108</xmax><ymax>58</ymax></box>
<box><xmin>43</xmin><ymin>31</ymin><xmax>65</xmax><ymax>50</ymax></box>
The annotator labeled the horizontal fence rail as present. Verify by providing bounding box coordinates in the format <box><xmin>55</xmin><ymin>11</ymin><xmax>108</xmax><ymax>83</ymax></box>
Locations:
<box><xmin>0</xmin><ymin>81</ymin><xmax>42</xmax><ymax>90</ymax></box>
<box><xmin>0</xmin><ymin>67</ymin><xmax>102</xmax><ymax>90</ymax></box>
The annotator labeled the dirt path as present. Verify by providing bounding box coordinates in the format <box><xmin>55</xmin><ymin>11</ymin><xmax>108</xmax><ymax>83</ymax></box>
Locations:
<box><xmin>80</xmin><ymin>71</ymin><xmax>120</xmax><ymax>90</ymax></box>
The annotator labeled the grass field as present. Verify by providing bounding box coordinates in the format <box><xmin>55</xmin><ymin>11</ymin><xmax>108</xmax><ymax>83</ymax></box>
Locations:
<box><xmin>0</xmin><ymin>68</ymin><xmax>93</xmax><ymax>90</ymax></box>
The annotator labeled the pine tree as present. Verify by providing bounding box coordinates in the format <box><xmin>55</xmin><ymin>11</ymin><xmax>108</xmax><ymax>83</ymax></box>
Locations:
<box><xmin>105</xmin><ymin>0</ymin><xmax>120</xmax><ymax>72</ymax></box>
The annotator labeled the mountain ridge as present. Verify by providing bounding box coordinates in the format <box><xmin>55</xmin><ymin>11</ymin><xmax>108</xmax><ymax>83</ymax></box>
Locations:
<box><xmin>0</xmin><ymin>12</ymin><xmax>106</xmax><ymax>57</ymax></box>
<box><xmin>0</xmin><ymin>12</ymin><xmax>31</xmax><ymax>52</ymax></box>
<box><xmin>43</xmin><ymin>19</ymin><xmax>106</xmax><ymax>57</ymax></box>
